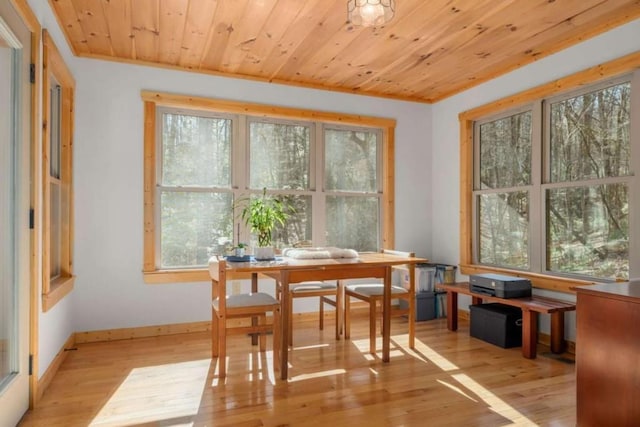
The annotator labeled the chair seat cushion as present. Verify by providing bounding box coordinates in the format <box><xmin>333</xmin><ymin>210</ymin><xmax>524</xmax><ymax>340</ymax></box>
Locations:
<box><xmin>345</xmin><ymin>284</ymin><xmax>408</xmax><ymax>297</ymax></box>
<box><xmin>291</xmin><ymin>281</ymin><xmax>337</xmax><ymax>292</ymax></box>
<box><xmin>213</xmin><ymin>292</ymin><xmax>279</xmax><ymax>310</ymax></box>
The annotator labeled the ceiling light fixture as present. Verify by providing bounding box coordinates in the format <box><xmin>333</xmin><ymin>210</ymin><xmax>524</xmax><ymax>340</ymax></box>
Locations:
<box><xmin>348</xmin><ymin>0</ymin><xmax>395</xmax><ymax>27</ymax></box>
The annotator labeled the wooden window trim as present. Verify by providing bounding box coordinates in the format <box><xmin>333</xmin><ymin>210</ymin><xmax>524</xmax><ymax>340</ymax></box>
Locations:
<box><xmin>141</xmin><ymin>91</ymin><xmax>396</xmax><ymax>283</ymax></box>
<box><xmin>42</xmin><ymin>30</ymin><xmax>75</xmax><ymax>310</ymax></box>
<box><xmin>459</xmin><ymin>51</ymin><xmax>640</xmax><ymax>294</ymax></box>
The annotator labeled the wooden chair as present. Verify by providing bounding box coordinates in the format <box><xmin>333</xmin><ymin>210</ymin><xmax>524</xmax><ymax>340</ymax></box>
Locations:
<box><xmin>278</xmin><ymin>241</ymin><xmax>342</xmax><ymax>346</ymax></box>
<box><xmin>210</xmin><ymin>257</ymin><xmax>281</xmax><ymax>379</ymax></box>
<box><xmin>283</xmin><ymin>280</ymin><xmax>342</xmax><ymax>346</ymax></box>
<box><xmin>343</xmin><ymin>249</ymin><xmax>416</xmax><ymax>354</ymax></box>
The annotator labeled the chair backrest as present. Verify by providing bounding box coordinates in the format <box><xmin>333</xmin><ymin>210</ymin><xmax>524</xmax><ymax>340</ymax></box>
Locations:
<box><xmin>381</xmin><ymin>249</ymin><xmax>415</xmax><ymax>258</ymax></box>
<box><xmin>382</xmin><ymin>249</ymin><xmax>416</xmax><ymax>292</ymax></box>
<box><xmin>210</xmin><ymin>256</ymin><xmax>228</xmax><ymax>312</ymax></box>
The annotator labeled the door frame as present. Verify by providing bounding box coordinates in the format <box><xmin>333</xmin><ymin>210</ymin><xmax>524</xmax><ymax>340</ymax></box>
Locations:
<box><xmin>8</xmin><ymin>0</ymin><xmax>41</xmax><ymax>411</ymax></box>
<box><xmin>0</xmin><ymin>1</ymin><xmax>32</xmax><ymax>424</ymax></box>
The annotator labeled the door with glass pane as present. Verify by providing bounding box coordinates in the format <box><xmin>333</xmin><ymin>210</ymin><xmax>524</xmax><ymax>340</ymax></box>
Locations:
<box><xmin>0</xmin><ymin>1</ymin><xmax>31</xmax><ymax>425</ymax></box>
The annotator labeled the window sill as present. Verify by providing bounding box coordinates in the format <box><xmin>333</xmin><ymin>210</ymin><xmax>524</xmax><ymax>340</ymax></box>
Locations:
<box><xmin>43</xmin><ymin>275</ymin><xmax>75</xmax><ymax>312</ymax></box>
<box><xmin>459</xmin><ymin>264</ymin><xmax>597</xmax><ymax>294</ymax></box>
<box><xmin>143</xmin><ymin>268</ymin><xmax>259</xmax><ymax>284</ymax></box>
<box><xmin>144</xmin><ymin>269</ymin><xmax>210</xmax><ymax>284</ymax></box>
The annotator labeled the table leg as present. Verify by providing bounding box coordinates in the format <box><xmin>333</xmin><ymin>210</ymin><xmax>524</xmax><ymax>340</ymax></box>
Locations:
<box><xmin>279</xmin><ymin>271</ymin><xmax>290</xmax><ymax>379</ymax></box>
<box><xmin>251</xmin><ymin>273</ymin><xmax>259</xmax><ymax>345</ymax></box>
<box><xmin>447</xmin><ymin>290</ymin><xmax>458</xmax><ymax>331</ymax></box>
<box><xmin>336</xmin><ymin>281</ymin><xmax>344</xmax><ymax>338</ymax></box>
<box><xmin>550</xmin><ymin>312</ymin><xmax>566</xmax><ymax>354</ymax></box>
<box><xmin>408</xmin><ymin>264</ymin><xmax>415</xmax><ymax>350</ymax></box>
<box><xmin>382</xmin><ymin>266</ymin><xmax>392</xmax><ymax>363</ymax></box>
<box><xmin>521</xmin><ymin>309</ymin><xmax>538</xmax><ymax>359</ymax></box>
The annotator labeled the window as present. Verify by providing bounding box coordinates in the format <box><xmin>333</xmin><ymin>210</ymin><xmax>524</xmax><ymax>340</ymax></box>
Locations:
<box><xmin>142</xmin><ymin>93</ymin><xmax>395</xmax><ymax>283</ymax></box>
<box><xmin>157</xmin><ymin>110</ymin><xmax>233</xmax><ymax>268</ymax></box>
<box><xmin>248</xmin><ymin>118</ymin><xmax>313</xmax><ymax>247</ymax></box>
<box><xmin>325</xmin><ymin>128</ymin><xmax>381</xmax><ymax>250</ymax></box>
<box><xmin>545</xmin><ymin>82</ymin><xmax>631</xmax><ymax>279</ymax></box>
<box><xmin>475</xmin><ymin>109</ymin><xmax>532</xmax><ymax>270</ymax></box>
<box><xmin>460</xmin><ymin>56</ymin><xmax>640</xmax><ymax>291</ymax></box>
<box><xmin>42</xmin><ymin>30</ymin><xmax>75</xmax><ymax>310</ymax></box>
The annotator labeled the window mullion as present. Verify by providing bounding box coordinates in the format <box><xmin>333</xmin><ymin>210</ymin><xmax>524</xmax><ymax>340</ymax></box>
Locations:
<box><xmin>530</xmin><ymin>100</ymin><xmax>543</xmax><ymax>273</ymax></box>
<box><xmin>235</xmin><ymin>115</ymin><xmax>246</xmax><ymax>191</ymax></box>
<box><xmin>629</xmin><ymin>69</ymin><xmax>640</xmax><ymax>278</ymax></box>
<box><xmin>376</xmin><ymin>129</ymin><xmax>384</xmax><ymax>250</ymax></box>
<box><xmin>472</xmin><ymin>122</ymin><xmax>480</xmax><ymax>263</ymax></box>
<box><xmin>234</xmin><ymin>115</ymin><xmax>249</xmax><ymax>245</ymax></box>
<box><xmin>314</xmin><ymin>123</ymin><xmax>325</xmax><ymax>246</ymax></box>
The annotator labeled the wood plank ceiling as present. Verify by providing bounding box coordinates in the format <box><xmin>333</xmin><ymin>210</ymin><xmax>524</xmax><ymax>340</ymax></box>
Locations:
<box><xmin>49</xmin><ymin>0</ymin><xmax>640</xmax><ymax>103</ymax></box>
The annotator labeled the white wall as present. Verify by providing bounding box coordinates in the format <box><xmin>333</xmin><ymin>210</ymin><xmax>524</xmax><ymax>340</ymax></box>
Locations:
<box><xmin>431</xmin><ymin>19</ymin><xmax>640</xmax><ymax>340</ymax></box>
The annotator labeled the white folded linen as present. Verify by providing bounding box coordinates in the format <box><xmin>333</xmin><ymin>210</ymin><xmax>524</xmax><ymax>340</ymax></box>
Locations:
<box><xmin>282</xmin><ymin>247</ymin><xmax>358</xmax><ymax>259</ymax></box>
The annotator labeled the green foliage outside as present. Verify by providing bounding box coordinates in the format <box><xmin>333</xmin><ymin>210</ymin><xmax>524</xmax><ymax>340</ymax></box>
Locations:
<box><xmin>477</xmin><ymin>82</ymin><xmax>630</xmax><ymax>280</ymax></box>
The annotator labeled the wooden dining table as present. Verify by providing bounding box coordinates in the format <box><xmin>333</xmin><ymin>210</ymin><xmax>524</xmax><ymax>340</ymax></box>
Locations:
<box><xmin>209</xmin><ymin>252</ymin><xmax>426</xmax><ymax>380</ymax></box>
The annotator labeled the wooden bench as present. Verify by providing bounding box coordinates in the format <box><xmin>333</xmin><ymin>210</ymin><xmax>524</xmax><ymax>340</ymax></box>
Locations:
<box><xmin>437</xmin><ymin>282</ymin><xmax>576</xmax><ymax>359</ymax></box>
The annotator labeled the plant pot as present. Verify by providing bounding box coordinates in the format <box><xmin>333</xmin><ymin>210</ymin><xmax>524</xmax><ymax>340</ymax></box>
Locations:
<box><xmin>234</xmin><ymin>247</ymin><xmax>245</xmax><ymax>257</ymax></box>
<box><xmin>254</xmin><ymin>246</ymin><xmax>275</xmax><ymax>261</ymax></box>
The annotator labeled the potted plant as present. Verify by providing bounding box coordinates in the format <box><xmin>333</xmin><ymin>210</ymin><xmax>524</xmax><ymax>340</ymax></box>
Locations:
<box><xmin>236</xmin><ymin>188</ymin><xmax>292</xmax><ymax>260</ymax></box>
<box><xmin>234</xmin><ymin>242</ymin><xmax>247</xmax><ymax>257</ymax></box>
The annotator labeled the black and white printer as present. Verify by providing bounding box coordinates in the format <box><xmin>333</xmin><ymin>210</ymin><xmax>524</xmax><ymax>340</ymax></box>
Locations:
<box><xmin>469</xmin><ymin>273</ymin><xmax>532</xmax><ymax>298</ymax></box>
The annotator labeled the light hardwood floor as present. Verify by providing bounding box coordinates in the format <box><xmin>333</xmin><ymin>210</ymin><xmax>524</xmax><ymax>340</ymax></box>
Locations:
<box><xmin>19</xmin><ymin>315</ymin><xmax>576</xmax><ymax>426</ymax></box>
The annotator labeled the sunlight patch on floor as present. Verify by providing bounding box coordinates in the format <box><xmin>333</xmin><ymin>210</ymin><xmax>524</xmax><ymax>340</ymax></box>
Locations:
<box><xmin>403</xmin><ymin>337</ymin><xmax>535</xmax><ymax>425</ymax></box>
<box><xmin>247</xmin><ymin>351</ymin><xmax>277</xmax><ymax>384</ymax></box>
<box><xmin>90</xmin><ymin>359</ymin><xmax>209</xmax><ymax>426</ymax></box>
<box><xmin>451</xmin><ymin>373</ymin><xmax>537</xmax><ymax>426</ymax></box>
<box><xmin>409</xmin><ymin>337</ymin><xmax>460</xmax><ymax>372</ymax></box>
<box><xmin>211</xmin><ymin>357</ymin><xmax>224</xmax><ymax>386</ymax></box>
<box><xmin>289</xmin><ymin>368</ymin><xmax>346</xmax><ymax>382</ymax></box>
<box><xmin>210</xmin><ymin>351</ymin><xmax>277</xmax><ymax>385</ymax></box>
<box><xmin>349</xmin><ymin>334</ymin><xmax>407</xmax><ymax>360</ymax></box>
<box><xmin>292</xmin><ymin>343</ymin><xmax>330</xmax><ymax>351</ymax></box>
<box><xmin>437</xmin><ymin>379</ymin><xmax>479</xmax><ymax>402</ymax></box>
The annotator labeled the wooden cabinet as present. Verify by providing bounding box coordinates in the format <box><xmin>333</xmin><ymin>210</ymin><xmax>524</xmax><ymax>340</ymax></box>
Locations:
<box><xmin>575</xmin><ymin>281</ymin><xmax>640</xmax><ymax>426</ymax></box>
